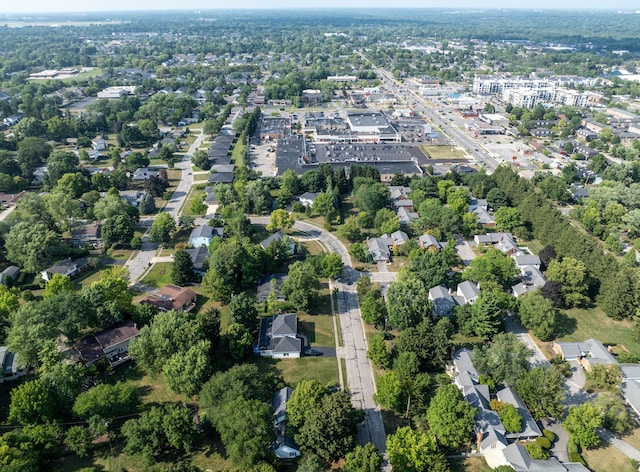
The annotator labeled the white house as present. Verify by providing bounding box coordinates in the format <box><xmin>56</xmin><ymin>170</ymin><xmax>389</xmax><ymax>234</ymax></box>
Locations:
<box><xmin>188</xmin><ymin>225</ymin><xmax>223</xmax><ymax>248</ymax></box>
<box><xmin>298</xmin><ymin>192</ymin><xmax>319</xmax><ymax>208</ymax></box>
<box><xmin>271</xmin><ymin>386</ymin><xmax>301</xmax><ymax>460</ymax></box>
<box><xmin>255</xmin><ymin>313</ymin><xmax>302</xmax><ymax>358</ymax></box>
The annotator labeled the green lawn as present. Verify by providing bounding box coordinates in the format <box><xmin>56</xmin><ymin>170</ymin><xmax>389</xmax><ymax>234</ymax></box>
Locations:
<box><xmin>252</xmin><ymin>356</ymin><xmax>339</xmax><ymax>387</ymax></box>
<box><xmin>421</xmin><ymin>145</ymin><xmax>466</xmax><ymax>160</ymax></box>
<box><xmin>183</xmin><ymin>188</ymin><xmax>207</xmax><ymax>217</ymax></box>
<box><xmin>450</xmin><ymin>457</ymin><xmax>493</xmax><ymax>472</ymax></box>
<box><xmin>231</xmin><ymin>138</ymin><xmax>246</xmax><ymax>167</ymax></box>
<box><xmin>582</xmin><ymin>444</ymin><xmax>638</xmax><ymax>472</ymax></box>
<box><xmin>140</xmin><ymin>262</ymin><xmax>173</xmax><ymax>288</ymax></box>
<box><xmin>556</xmin><ymin>306</ymin><xmax>640</xmax><ymax>358</ymax></box>
<box><xmin>298</xmin><ymin>312</ymin><xmax>335</xmax><ymax>347</ymax></box>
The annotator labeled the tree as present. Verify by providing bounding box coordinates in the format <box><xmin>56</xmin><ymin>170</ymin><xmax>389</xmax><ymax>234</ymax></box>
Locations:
<box><xmin>64</xmin><ymin>426</ymin><xmax>94</xmax><ymax>458</ymax></box>
<box><xmin>171</xmin><ymin>249</ymin><xmax>195</xmax><ymax>286</ymax></box>
<box><xmin>229</xmin><ymin>292</ymin><xmax>258</xmax><ymax>329</ymax></box>
<box><xmin>486</xmin><ymin>187</ymin><xmax>510</xmax><ymax>210</ymax></box>
<box><xmin>361</xmin><ymin>289</ymin><xmax>387</xmax><ymax>328</ymax></box>
<box><xmin>427</xmin><ymin>384</ymin><xmax>476</xmax><ymax>449</ymax></box>
<box><xmin>338</xmin><ymin>216</ymin><xmax>362</xmax><ymax>242</ymax></box>
<box><xmin>163</xmin><ymin>340</ymin><xmax>212</xmax><ymax>397</ymax></box>
<box><xmin>72</xmin><ymin>382</ymin><xmax>140</xmax><ymax>420</ymax></box>
<box><xmin>46</xmin><ymin>150</ymin><xmax>78</xmax><ymax>185</ymax></box>
<box><xmin>518</xmin><ymin>292</ymin><xmax>559</xmax><ymax>341</ymax></box>
<box><xmin>474</xmin><ymin>333</ymin><xmax>531</xmax><ymax>385</ymax></box>
<box><xmin>540</xmin><ymin>280</ymin><xmax>564</xmax><ymax>308</ymax></box>
<box><xmin>295</xmin><ymin>390</ymin><xmax>364</xmax><ymax>462</ymax></box>
<box><xmin>516</xmin><ymin>366</ymin><xmax>565</xmax><ymax>420</ymax></box>
<box><xmin>322</xmin><ymin>252</ymin><xmax>343</xmax><ymax>279</ymax></box>
<box><xmin>409</xmin><ymin>250</ymin><xmax>449</xmax><ymax>289</ymax></box>
<box><xmin>462</xmin><ymin>248</ymin><xmax>517</xmax><ymax>290</ymax></box>
<box><xmin>5</xmin><ymin>222</ymin><xmax>65</xmax><ymax>273</ymax></box>
<box><xmin>343</xmin><ymin>443</ymin><xmax>383</xmax><ymax>472</ymax></box>
<box><xmin>226</xmin><ymin>322</ymin><xmax>253</xmax><ymax>361</ymax></box>
<box><xmin>598</xmin><ymin>267</ymin><xmax>638</xmax><ymax>320</ymax></box>
<box><xmin>149</xmin><ymin>212</ymin><xmax>176</xmax><ymax>244</ymax></box>
<box><xmin>374</xmin><ymin>371</ymin><xmax>407</xmax><ymax>413</ymax></box>
<box><xmin>354</xmin><ymin>182</ymin><xmax>390</xmax><ymax>214</ymax></box>
<box><xmin>122</xmin><ymin>403</ymin><xmax>196</xmax><ymax>459</ymax></box>
<box><xmin>17</xmin><ymin>137</ymin><xmax>51</xmax><ymax>174</ymax></box>
<box><xmin>313</xmin><ymin>192</ymin><xmax>337</xmax><ymax>222</ymax></box>
<box><xmin>546</xmin><ymin>257</ymin><xmax>590</xmax><ymax>308</ymax></box>
<box><xmin>266</xmin><ymin>209</ymin><xmax>294</xmax><ymax>232</ymax></box>
<box><xmin>595</xmin><ymin>393</ymin><xmax>635</xmax><ymax>435</ymax></box>
<box><xmin>191</xmin><ymin>149</ymin><xmax>210</xmax><ymax>170</ymax></box>
<box><xmin>9</xmin><ymin>380</ymin><xmax>55</xmax><ymax>424</ymax></box>
<box><xmin>281</xmin><ymin>260</ymin><xmax>321</xmax><ymax>310</ymax></box>
<box><xmin>499</xmin><ymin>404</ymin><xmax>523</xmax><ymax>433</ymax></box>
<box><xmin>101</xmin><ymin>214</ymin><xmax>134</xmax><ymax>247</ymax></box>
<box><xmin>387</xmin><ymin>427</ymin><xmax>450</xmax><ymax>472</ymax></box>
<box><xmin>368</xmin><ymin>332</ymin><xmax>390</xmax><ymax>368</ymax></box>
<box><xmin>462</xmin><ymin>289</ymin><xmax>507</xmax><ymax>340</ymax></box>
<box><xmin>495</xmin><ymin>207</ymin><xmax>522</xmax><ymax>232</ymax></box>
<box><xmin>139</xmin><ymin>193</ymin><xmax>156</xmax><ymax>215</ymax></box>
<box><xmin>287</xmin><ymin>380</ymin><xmax>328</xmax><ymax>429</ymax></box>
<box><xmin>211</xmin><ymin>398</ymin><xmax>275</xmax><ymax>466</ymax></box>
<box><xmin>43</xmin><ymin>274</ymin><xmax>73</xmax><ymax>298</ymax></box>
<box><xmin>564</xmin><ymin>402</ymin><xmax>603</xmax><ymax>450</ymax></box>
<box><xmin>386</xmin><ymin>275</ymin><xmax>431</xmax><ymax>330</ymax></box>
<box><xmin>296</xmin><ymin>454</ymin><xmax>325</xmax><ymax>472</ymax></box>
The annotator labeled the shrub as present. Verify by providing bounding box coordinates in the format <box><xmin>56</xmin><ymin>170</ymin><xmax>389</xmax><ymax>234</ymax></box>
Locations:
<box><xmin>535</xmin><ymin>436</ymin><xmax>552</xmax><ymax>449</ymax></box>
<box><xmin>526</xmin><ymin>443</ymin><xmax>548</xmax><ymax>460</ymax></box>
<box><xmin>568</xmin><ymin>438</ymin><xmax>579</xmax><ymax>455</ymax></box>
<box><xmin>542</xmin><ymin>429</ymin><xmax>556</xmax><ymax>443</ymax></box>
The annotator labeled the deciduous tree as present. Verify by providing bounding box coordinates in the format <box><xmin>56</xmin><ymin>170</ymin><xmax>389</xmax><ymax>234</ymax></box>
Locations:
<box><xmin>474</xmin><ymin>333</ymin><xmax>531</xmax><ymax>385</ymax></box>
<box><xmin>387</xmin><ymin>426</ymin><xmax>450</xmax><ymax>472</ymax></box>
<box><xmin>426</xmin><ymin>384</ymin><xmax>476</xmax><ymax>449</ymax></box>
<box><xmin>564</xmin><ymin>402</ymin><xmax>603</xmax><ymax>450</ymax></box>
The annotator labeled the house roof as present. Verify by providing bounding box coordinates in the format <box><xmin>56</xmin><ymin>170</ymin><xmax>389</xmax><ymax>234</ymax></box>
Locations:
<box><xmin>0</xmin><ymin>266</ymin><xmax>20</xmax><ymax>284</ymax></box>
<box><xmin>367</xmin><ymin>237</ymin><xmax>391</xmax><ymax>260</ymax></box>
<box><xmin>502</xmin><ymin>443</ymin><xmax>567</xmax><ymax>471</ymax></box>
<box><xmin>475</xmin><ymin>232</ymin><xmax>513</xmax><ymax>244</ymax></box>
<box><xmin>397</xmin><ymin>207</ymin><xmax>419</xmax><ymax>224</ymax></box>
<box><xmin>71</xmin><ymin>224</ymin><xmax>100</xmax><ymax>240</ymax></box>
<box><xmin>142</xmin><ymin>285</ymin><xmax>197</xmax><ymax>312</ymax></box>
<box><xmin>457</xmin><ymin>281</ymin><xmax>479</xmax><ymax>302</ymax></box>
<box><xmin>272</xmin><ymin>386</ymin><xmax>293</xmax><ymax>421</ymax></box>
<box><xmin>391</xmin><ymin>230</ymin><xmax>409</xmax><ymax>245</ymax></box>
<box><xmin>208</xmin><ymin>173</ymin><xmax>234</xmax><ymax>184</ymax></box>
<box><xmin>419</xmin><ymin>233</ymin><xmax>440</xmax><ymax>248</ymax></box>
<box><xmin>299</xmin><ymin>192</ymin><xmax>319</xmax><ymax>201</ymax></box>
<box><xmin>555</xmin><ymin>339</ymin><xmax>617</xmax><ymax>365</ymax></box>
<box><xmin>44</xmin><ymin>258</ymin><xmax>76</xmax><ymax>275</ymax></box>
<box><xmin>211</xmin><ymin>164</ymin><xmax>235</xmax><ymax>174</ymax></box>
<box><xmin>257</xmin><ymin>274</ymin><xmax>287</xmax><ymax>302</ymax></box>
<box><xmin>474</xmin><ymin>207</ymin><xmax>496</xmax><ymax>225</ymax></box>
<box><xmin>273</xmin><ymin>336</ymin><xmax>302</xmax><ymax>354</ymax></box>
<box><xmin>514</xmin><ymin>255</ymin><xmax>541</xmax><ymax>267</ymax></box>
<box><xmin>132</xmin><ymin>167</ymin><xmax>159</xmax><ymax>180</ymax></box>
<box><xmin>392</xmin><ymin>199</ymin><xmax>414</xmax><ymax>208</ymax></box>
<box><xmin>185</xmin><ymin>247</ymin><xmax>210</xmax><ymax>270</ymax></box>
<box><xmin>190</xmin><ymin>225</ymin><xmax>213</xmax><ymax>241</ymax></box>
<box><xmin>272</xmin><ymin>313</ymin><xmax>297</xmax><ymax>338</ymax></box>
<box><xmin>95</xmin><ymin>320</ymin><xmax>140</xmax><ymax>350</ymax></box>
<box><xmin>453</xmin><ymin>348</ymin><xmax>479</xmax><ymax>387</ymax></box>
<box><xmin>429</xmin><ymin>285</ymin><xmax>455</xmax><ymax>304</ymax></box>
<box><xmin>496</xmin><ymin>386</ymin><xmax>542</xmax><ymax>439</ymax></box>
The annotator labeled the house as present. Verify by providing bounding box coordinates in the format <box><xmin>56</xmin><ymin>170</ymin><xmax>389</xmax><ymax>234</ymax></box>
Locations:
<box><xmin>389</xmin><ymin>185</ymin><xmax>411</xmax><ymax>201</ymax></box>
<box><xmin>530</xmin><ymin>128</ymin><xmax>552</xmax><ymax>138</ymax></box>
<box><xmin>75</xmin><ymin>320</ymin><xmax>140</xmax><ymax>367</ymax></box>
<box><xmin>141</xmin><ymin>285</ymin><xmax>197</xmax><ymax>312</ymax></box>
<box><xmin>119</xmin><ymin>190</ymin><xmax>144</xmax><ymax>207</ymax></box>
<box><xmin>257</xmin><ymin>274</ymin><xmax>287</xmax><ymax>303</ymax></box>
<box><xmin>511</xmin><ymin>265</ymin><xmax>546</xmax><ymax>297</ymax></box>
<box><xmin>553</xmin><ymin>339</ymin><xmax>617</xmax><ymax>371</ymax></box>
<box><xmin>260</xmin><ymin>231</ymin><xmax>296</xmax><ymax>255</ymax></box>
<box><xmin>298</xmin><ymin>192</ymin><xmax>319</xmax><ymax>208</ymax></box>
<box><xmin>390</xmin><ymin>230</ymin><xmax>409</xmax><ymax>246</ymax></box>
<box><xmin>208</xmin><ymin>172</ymin><xmax>234</xmax><ymax>184</ymax></box>
<box><xmin>0</xmin><ymin>346</ymin><xmax>28</xmax><ymax>383</ymax></box>
<box><xmin>188</xmin><ymin>225</ymin><xmax>223</xmax><ymax>248</ymax></box>
<box><xmin>496</xmin><ymin>387</ymin><xmax>542</xmax><ymax>440</ymax></box>
<box><xmin>569</xmin><ymin>184</ymin><xmax>589</xmax><ymax>202</ymax></box>
<box><xmin>132</xmin><ymin>167</ymin><xmax>159</xmax><ymax>181</ymax></box>
<box><xmin>418</xmin><ymin>234</ymin><xmax>442</xmax><ymax>251</ymax></box>
<box><xmin>185</xmin><ymin>247</ymin><xmax>210</xmax><ymax>274</ymax></box>
<box><xmin>71</xmin><ymin>224</ymin><xmax>102</xmax><ymax>248</ymax></box>
<box><xmin>91</xmin><ymin>137</ymin><xmax>108</xmax><ymax>151</ymax></box>
<box><xmin>474</xmin><ymin>232</ymin><xmax>514</xmax><ymax>246</ymax></box>
<box><xmin>271</xmin><ymin>386</ymin><xmax>301</xmax><ymax>460</ymax></box>
<box><xmin>392</xmin><ymin>199</ymin><xmax>415</xmax><ymax>211</ymax></box>
<box><xmin>496</xmin><ymin>235</ymin><xmax>519</xmax><ymax>256</ymax></box>
<box><xmin>513</xmin><ymin>254</ymin><xmax>541</xmax><ymax>270</ymax></box>
<box><xmin>0</xmin><ymin>266</ymin><xmax>20</xmax><ymax>285</ymax></box>
<box><xmin>41</xmin><ymin>258</ymin><xmax>87</xmax><ymax>282</ymax></box>
<box><xmin>255</xmin><ymin>313</ymin><xmax>302</xmax><ymax>358</ymax></box>
<box><xmin>367</xmin><ymin>235</ymin><xmax>393</xmax><ymax>263</ymax></box>
<box><xmin>473</xmin><ymin>205</ymin><xmax>496</xmax><ymax>227</ymax></box>
<box><xmin>210</xmin><ymin>164</ymin><xmax>236</xmax><ymax>174</ymax></box>
<box><xmin>457</xmin><ymin>281</ymin><xmax>480</xmax><ymax>305</ymax></box>
<box><xmin>429</xmin><ymin>286</ymin><xmax>457</xmax><ymax>317</ymax></box>
<box><xmin>397</xmin><ymin>207</ymin><xmax>419</xmax><ymax>225</ymax></box>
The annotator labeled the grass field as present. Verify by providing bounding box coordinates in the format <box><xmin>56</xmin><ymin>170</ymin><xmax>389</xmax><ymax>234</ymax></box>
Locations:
<box><xmin>450</xmin><ymin>457</ymin><xmax>492</xmax><ymax>472</ymax></box>
<box><xmin>582</xmin><ymin>444</ymin><xmax>638</xmax><ymax>472</ymax></box>
<box><xmin>252</xmin><ymin>356</ymin><xmax>339</xmax><ymax>387</ymax></box>
<box><xmin>555</xmin><ymin>306</ymin><xmax>640</xmax><ymax>358</ymax></box>
<box><xmin>298</xmin><ymin>312</ymin><xmax>335</xmax><ymax>347</ymax></box>
<box><xmin>422</xmin><ymin>145</ymin><xmax>466</xmax><ymax>160</ymax></box>
<box><xmin>140</xmin><ymin>262</ymin><xmax>173</xmax><ymax>288</ymax></box>
<box><xmin>183</xmin><ymin>188</ymin><xmax>207</xmax><ymax>217</ymax></box>
<box><xmin>231</xmin><ymin>138</ymin><xmax>246</xmax><ymax>167</ymax></box>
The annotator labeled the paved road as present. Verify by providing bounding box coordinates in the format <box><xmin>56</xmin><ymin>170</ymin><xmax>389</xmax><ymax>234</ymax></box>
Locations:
<box><xmin>503</xmin><ymin>314</ymin><xmax>550</xmax><ymax>368</ymax></box>
<box><xmin>252</xmin><ymin>217</ymin><xmax>389</xmax><ymax>467</ymax></box>
<box><xmin>0</xmin><ymin>205</ymin><xmax>16</xmax><ymax>222</ymax></box>
<box><xmin>125</xmin><ymin>130</ymin><xmax>206</xmax><ymax>283</ymax></box>
<box><xmin>598</xmin><ymin>429</ymin><xmax>640</xmax><ymax>462</ymax></box>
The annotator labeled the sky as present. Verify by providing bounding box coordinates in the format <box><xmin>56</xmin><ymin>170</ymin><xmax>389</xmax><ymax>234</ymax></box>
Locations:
<box><xmin>1</xmin><ymin>1</ymin><xmax>640</xmax><ymax>14</ymax></box>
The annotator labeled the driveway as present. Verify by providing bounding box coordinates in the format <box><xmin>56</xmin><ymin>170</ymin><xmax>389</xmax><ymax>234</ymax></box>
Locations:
<box><xmin>455</xmin><ymin>237</ymin><xmax>477</xmax><ymax>266</ymax></box>
<box><xmin>503</xmin><ymin>314</ymin><xmax>550</xmax><ymax>368</ymax></box>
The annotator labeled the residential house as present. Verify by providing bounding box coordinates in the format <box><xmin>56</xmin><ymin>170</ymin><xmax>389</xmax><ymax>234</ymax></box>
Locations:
<box><xmin>210</xmin><ymin>164</ymin><xmax>235</xmax><ymax>174</ymax></box>
<box><xmin>496</xmin><ymin>234</ymin><xmax>519</xmax><ymax>256</ymax></box>
<box><xmin>203</xmin><ymin>186</ymin><xmax>218</xmax><ymax>214</ymax></box>
<box><xmin>91</xmin><ymin>137</ymin><xmax>108</xmax><ymax>151</ymax></box>
<box><xmin>511</xmin><ymin>265</ymin><xmax>546</xmax><ymax>297</ymax></box>
<box><xmin>513</xmin><ymin>254</ymin><xmax>541</xmax><ymax>270</ymax></box>
<box><xmin>257</xmin><ymin>274</ymin><xmax>287</xmax><ymax>303</ymax></box>
<box><xmin>397</xmin><ymin>206</ymin><xmax>419</xmax><ymax>225</ymax></box>
<box><xmin>185</xmin><ymin>247</ymin><xmax>210</xmax><ymax>275</ymax></box>
<box><xmin>298</xmin><ymin>192</ymin><xmax>319</xmax><ymax>208</ymax></box>
<box><xmin>474</xmin><ymin>232</ymin><xmax>514</xmax><ymax>246</ymax></box>
<box><xmin>75</xmin><ymin>320</ymin><xmax>140</xmax><ymax>367</ymax></box>
<box><xmin>41</xmin><ymin>258</ymin><xmax>88</xmax><ymax>282</ymax></box>
<box><xmin>271</xmin><ymin>386</ymin><xmax>301</xmax><ymax>460</ymax></box>
<box><xmin>0</xmin><ymin>346</ymin><xmax>28</xmax><ymax>382</ymax></box>
<box><xmin>418</xmin><ymin>234</ymin><xmax>443</xmax><ymax>251</ymax></box>
<box><xmin>260</xmin><ymin>231</ymin><xmax>296</xmax><ymax>255</ymax></box>
<box><xmin>132</xmin><ymin>167</ymin><xmax>159</xmax><ymax>181</ymax></box>
<box><xmin>389</xmin><ymin>185</ymin><xmax>412</xmax><ymax>201</ymax></box>
<box><xmin>255</xmin><ymin>313</ymin><xmax>302</xmax><ymax>358</ymax></box>
<box><xmin>620</xmin><ymin>364</ymin><xmax>640</xmax><ymax>417</ymax></box>
<box><xmin>553</xmin><ymin>339</ymin><xmax>617</xmax><ymax>371</ymax></box>
<box><xmin>429</xmin><ymin>286</ymin><xmax>457</xmax><ymax>317</ymax></box>
<box><xmin>392</xmin><ymin>199</ymin><xmax>415</xmax><ymax>211</ymax></box>
<box><xmin>188</xmin><ymin>225</ymin><xmax>223</xmax><ymax>248</ymax></box>
<box><xmin>470</xmin><ymin>199</ymin><xmax>496</xmax><ymax>226</ymax></box>
<box><xmin>0</xmin><ymin>266</ymin><xmax>20</xmax><ymax>285</ymax></box>
<box><xmin>71</xmin><ymin>224</ymin><xmax>102</xmax><ymax>248</ymax></box>
<box><xmin>119</xmin><ymin>190</ymin><xmax>144</xmax><ymax>207</ymax></box>
<box><xmin>367</xmin><ymin>235</ymin><xmax>394</xmax><ymax>263</ymax></box>
<box><xmin>457</xmin><ymin>281</ymin><xmax>480</xmax><ymax>305</ymax></box>
<box><xmin>496</xmin><ymin>387</ymin><xmax>542</xmax><ymax>440</ymax></box>
<box><xmin>390</xmin><ymin>230</ymin><xmax>409</xmax><ymax>246</ymax></box>
<box><xmin>530</xmin><ymin>128</ymin><xmax>552</xmax><ymax>138</ymax></box>
<box><xmin>208</xmin><ymin>172</ymin><xmax>234</xmax><ymax>184</ymax></box>
<box><xmin>141</xmin><ymin>285</ymin><xmax>197</xmax><ymax>312</ymax></box>
<box><xmin>569</xmin><ymin>184</ymin><xmax>589</xmax><ymax>202</ymax></box>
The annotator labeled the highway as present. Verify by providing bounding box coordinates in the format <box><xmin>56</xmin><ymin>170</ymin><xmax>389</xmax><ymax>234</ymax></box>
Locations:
<box><xmin>365</xmin><ymin>58</ymin><xmax>501</xmax><ymax>173</ymax></box>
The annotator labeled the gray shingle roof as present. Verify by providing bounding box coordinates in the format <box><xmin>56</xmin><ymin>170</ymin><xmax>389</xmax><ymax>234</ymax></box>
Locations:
<box><xmin>272</xmin><ymin>313</ymin><xmax>297</xmax><ymax>338</ymax></box>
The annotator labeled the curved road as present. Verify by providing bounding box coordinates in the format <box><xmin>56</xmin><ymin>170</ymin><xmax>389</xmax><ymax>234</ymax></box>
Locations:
<box><xmin>251</xmin><ymin>217</ymin><xmax>388</xmax><ymax>463</ymax></box>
